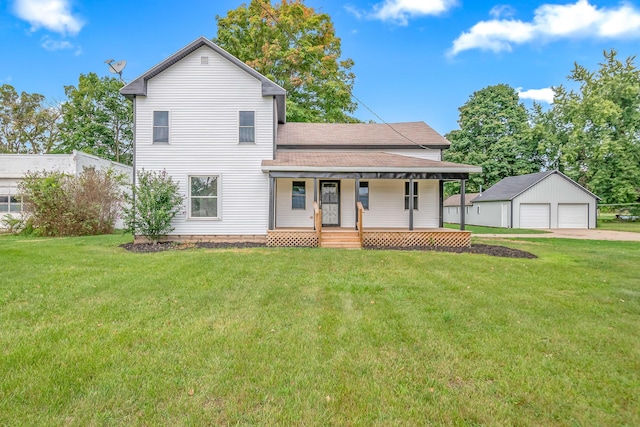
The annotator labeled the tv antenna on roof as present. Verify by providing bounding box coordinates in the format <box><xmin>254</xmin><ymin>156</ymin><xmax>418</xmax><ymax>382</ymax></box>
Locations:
<box><xmin>105</xmin><ymin>59</ymin><xmax>127</xmax><ymax>82</ymax></box>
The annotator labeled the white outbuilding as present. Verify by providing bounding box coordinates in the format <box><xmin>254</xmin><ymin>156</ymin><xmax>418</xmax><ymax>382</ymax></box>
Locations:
<box><xmin>473</xmin><ymin>170</ymin><xmax>599</xmax><ymax>229</ymax></box>
<box><xmin>447</xmin><ymin>170</ymin><xmax>600</xmax><ymax>229</ymax></box>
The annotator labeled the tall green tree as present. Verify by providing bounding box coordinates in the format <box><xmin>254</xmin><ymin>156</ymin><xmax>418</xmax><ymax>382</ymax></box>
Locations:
<box><xmin>0</xmin><ymin>84</ymin><xmax>61</xmax><ymax>154</ymax></box>
<box><xmin>536</xmin><ymin>50</ymin><xmax>640</xmax><ymax>204</ymax></box>
<box><xmin>444</xmin><ymin>84</ymin><xmax>541</xmax><ymax>193</ymax></box>
<box><xmin>215</xmin><ymin>0</ymin><xmax>358</xmax><ymax>123</ymax></box>
<box><xmin>61</xmin><ymin>73</ymin><xmax>133</xmax><ymax>164</ymax></box>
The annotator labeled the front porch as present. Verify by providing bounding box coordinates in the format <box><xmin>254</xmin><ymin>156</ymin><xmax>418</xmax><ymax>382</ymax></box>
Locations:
<box><xmin>267</xmin><ymin>227</ymin><xmax>472</xmax><ymax>249</ymax></box>
<box><xmin>267</xmin><ymin>203</ymin><xmax>471</xmax><ymax>248</ymax></box>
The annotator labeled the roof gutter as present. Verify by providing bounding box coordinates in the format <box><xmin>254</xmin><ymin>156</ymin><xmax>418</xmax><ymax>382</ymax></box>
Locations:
<box><xmin>262</xmin><ymin>165</ymin><xmax>483</xmax><ymax>173</ymax></box>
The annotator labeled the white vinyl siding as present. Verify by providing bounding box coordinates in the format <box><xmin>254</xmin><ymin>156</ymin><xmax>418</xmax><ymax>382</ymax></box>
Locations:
<box><xmin>558</xmin><ymin>204</ymin><xmax>588</xmax><ymax>228</ymax></box>
<box><xmin>135</xmin><ymin>46</ymin><xmax>274</xmax><ymax>235</ymax></box>
<box><xmin>276</xmin><ymin>178</ymin><xmax>314</xmax><ymax>228</ymax></box>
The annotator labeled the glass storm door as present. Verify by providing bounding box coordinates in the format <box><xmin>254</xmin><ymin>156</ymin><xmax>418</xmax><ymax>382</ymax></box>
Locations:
<box><xmin>321</xmin><ymin>181</ymin><xmax>340</xmax><ymax>226</ymax></box>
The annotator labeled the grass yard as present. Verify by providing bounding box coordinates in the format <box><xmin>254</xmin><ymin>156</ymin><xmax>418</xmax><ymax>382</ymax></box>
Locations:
<box><xmin>597</xmin><ymin>219</ymin><xmax>640</xmax><ymax>233</ymax></box>
<box><xmin>444</xmin><ymin>223</ymin><xmax>550</xmax><ymax>234</ymax></box>
<box><xmin>1</xmin><ymin>234</ymin><xmax>638</xmax><ymax>426</ymax></box>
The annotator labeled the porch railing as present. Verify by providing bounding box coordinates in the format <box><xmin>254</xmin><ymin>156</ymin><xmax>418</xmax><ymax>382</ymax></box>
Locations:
<box><xmin>313</xmin><ymin>201</ymin><xmax>322</xmax><ymax>246</ymax></box>
<box><xmin>356</xmin><ymin>201</ymin><xmax>364</xmax><ymax>247</ymax></box>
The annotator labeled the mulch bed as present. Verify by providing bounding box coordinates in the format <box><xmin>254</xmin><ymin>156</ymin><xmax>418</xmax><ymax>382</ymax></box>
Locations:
<box><xmin>120</xmin><ymin>242</ymin><xmax>536</xmax><ymax>259</ymax></box>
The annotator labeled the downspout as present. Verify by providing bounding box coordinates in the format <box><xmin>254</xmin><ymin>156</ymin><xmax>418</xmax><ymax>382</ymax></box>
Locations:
<box><xmin>460</xmin><ymin>179</ymin><xmax>466</xmax><ymax>231</ymax></box>
<box><xmin>131</xmin><ymin>95</ymin><xmax>137</xmax><ymax>235</ymax></box>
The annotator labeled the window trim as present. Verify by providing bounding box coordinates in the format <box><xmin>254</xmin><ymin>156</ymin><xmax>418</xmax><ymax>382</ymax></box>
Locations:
<box><xmin>153</xmin><ymin>110</ymin><xmax>170</xmax><ymax>144</ymax></box>
<box><xmin>239</xmin><ymin>111</ymin><xmax>255</xmax><ymax>144</ymax></box>
<box><xmin>404</xmin><ymin>181</ymin><xmax>418</xmax><ymax>210</ymax></box>
<box><xmin>0</xmin><ymin>195</ymin><xmax>22</xmax><ymax>213</ymax></box>
<box><xmin>358</xmin><ymin>181</ymin><xmax>369</xmax><ymax>210</ymax></box>
<box><xmin>292</xmin><ymin>181</ymin><xmax>306</xmax><ymax>210</ymax></box>
<box><xmin>187</xmin><ymin>174</ymin><xmax>221</xmax><ymax>220</ymax></box>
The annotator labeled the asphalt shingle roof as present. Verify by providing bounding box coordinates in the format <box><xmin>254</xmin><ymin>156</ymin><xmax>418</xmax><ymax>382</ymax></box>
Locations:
<box><xmin>443</xmin><ymin>193</ymin><xmax>480</xmax><ymax>207</ymax></box>
<box><xmin>276</xmin><ymin>122</ymin><xmax>451</xmax><ymax>148</ymax></box>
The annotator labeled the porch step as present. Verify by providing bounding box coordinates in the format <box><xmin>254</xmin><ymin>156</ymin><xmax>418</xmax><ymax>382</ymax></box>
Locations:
<box><xmin>320</xmin><ymin>230</ymin><xmax>362</xmax><ymax>249</ymax></box>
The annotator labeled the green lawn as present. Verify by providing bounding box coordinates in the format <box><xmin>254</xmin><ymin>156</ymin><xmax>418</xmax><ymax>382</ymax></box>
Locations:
<box><xmin>1</xmin><ymin>234</ymin><xmax>638</xmax><ymax>426</ymax></box>
<box><xmin>444</xmin><ymin>222</ymin><xmax>550</xmax><ymax>234</ymax></box>
<box><xmin>597</xmin><ymin>219</ymin><xmax>640</xmax><ymax>233</ymax></box>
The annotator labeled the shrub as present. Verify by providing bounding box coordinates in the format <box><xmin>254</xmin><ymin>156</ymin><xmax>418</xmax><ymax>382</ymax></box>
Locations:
<box><xmin>123</xmin><ymin>169</ymin><xmax>184</xmax><ymax>243</ymax></box>
<box><xmin>18</xmin><ymin>168</ymin><xmax>125</xmax><ymax>236</ymax></box>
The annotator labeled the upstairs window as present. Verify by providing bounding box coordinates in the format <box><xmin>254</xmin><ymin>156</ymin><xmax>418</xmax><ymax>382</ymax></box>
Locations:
<box><xmin>404</xmin><ymin>181</ymin><xmax>418</xmax><ymax>210</ymax></box>
<box><xmin>153</xmin><ymin>111</ymin><xmax>169</xmax><ymax>143</ymax></box>
<box><xmin>292</xmin><ymin>181</ymin><xmax>306</xmax><ymax>209</ymax></box>
<box><xmin>358</xmin><ymin>182</ymin><xmax>369</xmax><ymax>210</ymax></box>
<box><xmin>239</xmin><ymin>111</ymin><xmax>255</xmax><ymax>143</ymax></box>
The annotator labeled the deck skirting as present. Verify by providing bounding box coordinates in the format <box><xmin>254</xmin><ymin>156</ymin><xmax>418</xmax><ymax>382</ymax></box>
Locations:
<box><xmin>267</xmin><ymin>229</ymin><xmax>471</xmax><ymax>248</ymax></box>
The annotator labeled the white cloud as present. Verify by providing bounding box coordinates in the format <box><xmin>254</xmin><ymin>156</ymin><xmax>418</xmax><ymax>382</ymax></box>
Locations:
<box><xmin>518</xmin><ymin>87</ymin><xmax>555</xmax><ymax>104</ymax></box>
<box><xmin>1</xmin><ymin>76</ymin><xmax>13</xmax><ymax>83</ymax></box>
<box><xmin>13</xmin><ymin>0</ymin><xmax>84</xmax><ymax>35</ymax></box>
<box><xmin>41</xmin><ymin>37</ymin><xmax>73</xmax><ymax>51</ymax></box>
<box><xmin>367</xmin><ymin>0</ymin><xmax>458</xmax><ymax>25</ymax></box>
<box><xmin>489</xmin><ymin>5</ymin><xmax>516</xmax><ymax>19</ymax></box>
<box><xmin>450</xmin><ymin>0</ymin><xmax>640</xmax><ymax>56</ymax></box>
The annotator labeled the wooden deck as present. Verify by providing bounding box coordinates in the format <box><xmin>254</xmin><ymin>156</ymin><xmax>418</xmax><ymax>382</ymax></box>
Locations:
<box><xmin>267</xmin><ymin>227</ymin><xmax>471</xmax><ymax>248</ymax></box>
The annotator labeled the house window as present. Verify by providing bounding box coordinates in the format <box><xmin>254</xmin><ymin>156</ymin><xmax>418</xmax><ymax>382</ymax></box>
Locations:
<box><xmin>292</xmin><ymin>181</ymin><xmax>306</xmax><ymax>209</ymax></box>
<box><xmin>358</xmin><ymin>182</ymin><xmax>369</xmax><ymax>210</ymax></box>
<box><xmin>477</xmin><ymin>206</ymin><xmax>480</xmax><ymax>214</ymax></box>
<box><xmin>239</xmin><ymin>111</ymin><xmax>255</xmax><ymax>143</ymax></box>
<box><xmin>0</xmin><ymin>196</ymin><xmax>22</xmax><ymax>213</ymax></box>
<box><xmin>466</xmin><ymin>206</ymin><xmax>470</xmax><ymax>214</ymax></box>
<box><xmin>153</xmin><ymin>111</ymin><xmax>169</xmax><ymax>143</ymax></box>
<box><xmin>404</xmin><ymin>181</ymin><xmax>418</xmax><ymax>210</ymax></box>
<box><xmin>189</xmin><ymin>175</ymin><xmax>219</xmax><ymax>218</ymax></box>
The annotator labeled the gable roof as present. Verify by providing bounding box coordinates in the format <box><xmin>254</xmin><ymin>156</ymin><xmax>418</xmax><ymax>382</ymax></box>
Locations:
<box><xmin>120</xmin><ymin>36</ymin><xmax>287</xmax><ymax>123</ymax></box>
<box><xmin>277</xmin><ymin>122</ymin><xmax>451</xmax><ymax>149</ymax></box>
<box><xmin>472</xmin><ymin>170</ymin><xmax>600</xmax><ymax>202</ymax></box>
<box><xmin>443</xmin><ymin>193</ymin><xmax>480</xmax><ymax>207</ymax></box>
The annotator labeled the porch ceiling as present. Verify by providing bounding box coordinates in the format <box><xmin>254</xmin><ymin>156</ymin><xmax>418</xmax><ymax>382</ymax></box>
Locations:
<box><xmin>261</xmin><ymin>151</ymin><xmax>482</xmax><ymax>174</ymax></box>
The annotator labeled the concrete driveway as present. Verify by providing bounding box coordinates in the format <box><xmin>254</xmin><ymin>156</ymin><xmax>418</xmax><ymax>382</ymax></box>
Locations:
<box><xmin>477</xmin><ymin>228</ymin><xmax>640</xmax><ymax>242</ymax></box>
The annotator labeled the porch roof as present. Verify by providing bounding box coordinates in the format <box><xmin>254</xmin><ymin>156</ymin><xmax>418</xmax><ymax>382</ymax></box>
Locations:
<box><xmin>261</xmin><ymin>151</ymin><xmax>481</xmax><ymax>174</ymax></box>
<box><xmin>276</xmin><ymin>122</ymin><xmax>451</xmax><ymax>149</ymax></box>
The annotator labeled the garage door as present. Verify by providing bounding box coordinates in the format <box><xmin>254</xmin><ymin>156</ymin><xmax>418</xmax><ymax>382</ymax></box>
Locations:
<box><xmin>519</xmin><ymin>204</ymin><xmax>550</xmax><ymax>228</ymax></box>
<box><xmin>558</xmin><ymin>204</ymin><xmax>588</xmax><ymax>228</ymax></box>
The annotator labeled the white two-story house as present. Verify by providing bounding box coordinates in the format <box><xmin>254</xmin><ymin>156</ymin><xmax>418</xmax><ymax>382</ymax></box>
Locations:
<box><xmin>121</xmin><ymin>37</ymin><xmax>480</xmax><ymax>248</ymax></box>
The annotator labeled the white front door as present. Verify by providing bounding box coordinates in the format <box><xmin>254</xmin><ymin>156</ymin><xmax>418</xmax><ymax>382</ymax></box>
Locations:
<box><xmin>321</xmin><ymin>181</ymin><xmax>340</xmax><ymax>226</ymax></box>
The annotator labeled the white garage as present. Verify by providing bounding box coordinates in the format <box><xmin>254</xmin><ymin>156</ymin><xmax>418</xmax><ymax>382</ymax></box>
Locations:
<box><xmin>464</xmin><ymin>170</ymin><xmax>600</xmax><ymax>229</ymax></box>
<box><xmin>520</xmin><ymin>204</ymin><xmax>550</xmax><ymax>229</ymax></box>
<box><xmin>558</xmin><ymin>204</ymin><xmax>589</xmax><ymax>228</ymax></box>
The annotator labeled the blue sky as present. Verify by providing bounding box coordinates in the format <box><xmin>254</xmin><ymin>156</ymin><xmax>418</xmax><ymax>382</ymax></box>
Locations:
<box><xmin>1</xmin><ymin>0</ymin><xmax>640</xmax><ymax>134</ymax></box>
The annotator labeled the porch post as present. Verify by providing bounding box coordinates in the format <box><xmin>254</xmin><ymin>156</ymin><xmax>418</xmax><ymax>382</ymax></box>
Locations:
<box><xmin>439</xmin><ymin>180</ymin><xmax>444</xmax><ymax>228</ymax></box>
<box><xmin>355</xmin><ymin>178</ymin><xmax>359</xmax><ymax>230</ymax></box>
<box><xmin>314</xmin><ymin>178</ymin><xmax>318</xmax><ymax>204</ymax></box>
<box><xmin>269</xmin><ymin>176</ymin><xmax>275</xmax><ymax>230</ymax></box>
<box><xmin>460</xmin><ymin>179</ymin><xmax>466</xmax><ymax>231</ymax></box>
<box><xmin>409</xmin><ymin>178</ymin><xmax>414</xmax><ymax>231</ymax></box>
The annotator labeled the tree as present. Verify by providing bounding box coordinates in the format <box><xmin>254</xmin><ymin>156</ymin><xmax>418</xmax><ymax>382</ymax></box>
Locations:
<box><xmin>535</xmin><ymin>50</ymin><xmax>640</xmax><ymax>204</ymax></box>
<box><xmin>0</xmin><ymin>84</ymin><xmax>61</xmax><ymax>154</ymax></box>
<box><xmin>215</xmin><ymin>0</ymin><xmax>358</xmax><ymax>123</ymax></box>
<box><xmin>444</xmin><ymin>84</ymin><xmax>541</xmax><ymax>193</ymax></box>
<box><xmin>60</xmin><ymin>73</ymin><xmax>133</xmax><ymax>164</ymax></box>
